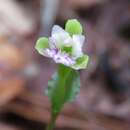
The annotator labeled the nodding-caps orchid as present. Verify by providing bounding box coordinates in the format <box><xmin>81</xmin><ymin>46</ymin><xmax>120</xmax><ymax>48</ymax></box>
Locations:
<box><xmin>35</xmin><ymin>19</ymin><xmax>90</xmax><ymax>130</ymax></box>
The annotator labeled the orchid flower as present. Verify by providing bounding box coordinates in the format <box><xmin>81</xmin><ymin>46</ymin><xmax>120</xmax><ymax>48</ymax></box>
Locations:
<box><xmin>35</xmin><ymin>19</ymin><xmax>89</xmax><ymax>70</ymax></box>
<box><xmin>35</xmin><ymin>19</ymin><xmax>89</xmax><ymax>130</ymax></box>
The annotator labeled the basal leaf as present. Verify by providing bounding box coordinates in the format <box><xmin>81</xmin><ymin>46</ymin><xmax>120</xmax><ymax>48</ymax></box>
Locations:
<box><xmin>46</xmin><ymin>64</ymin><xmax>80</xmax><ymax>112</ymax></box>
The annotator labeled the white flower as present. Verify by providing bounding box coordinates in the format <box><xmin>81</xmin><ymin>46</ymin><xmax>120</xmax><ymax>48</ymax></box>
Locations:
<box><xmin>35</xmin><ymin>21</ymin><xmax>89</xmax><ymax>70</ymax></box>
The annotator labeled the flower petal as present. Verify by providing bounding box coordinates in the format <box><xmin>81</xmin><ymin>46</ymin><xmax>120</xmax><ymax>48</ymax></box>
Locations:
<box><xmin>53</xmin><ymin>51</ymin><xmax>75</xmax><ymax>66</ymax></box>
<box><xmin>72</xmin><ymin>55</ymin><xmax>89</xmax><ymax>70</ymax></box>
<box><xmin>73</xmin><ymin>35</ymin><xmax>85</xmax><ymax>47</ymax></box>
<box><xmin>52</xmin><ymin>25</ymin><xmax>66</xmax><ymax>35</ymax></box>
<box><xmin>45</xmin><ymin>48</ymin><xmax>58</xmax><ymax>57</ymax></box>
<box><xmin>35</xmin><ymin>37</ymin><xmax>49</xmax><ymax>55</ymax></box>
<box><xmin>72</xmin><ymin>35</ymin><xmax>85</xmax><ymax>58</ymax></box>
<box><xmin>50</xmin><ymin>25</ymin><xmax>72</xmax><ymax>48</ymax></box>
<box><xmin>65</xmin><ymin>19</ymin><xmax>83</xmax><ymax>36</ymax></box>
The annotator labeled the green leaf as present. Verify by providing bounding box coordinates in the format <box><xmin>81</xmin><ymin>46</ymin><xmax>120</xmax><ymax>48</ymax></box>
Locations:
<box><xmin>46</xmin><ymin>64</ymin><xmax>80</xmax><ymax>112</ymax></box>
<box><xmin>72</xmin><ymin>55</ymin><xmax>89</xmax><ymax>70</ymax></box>
<box><xmin>63</xmin><ymin>68</ymin><xmax>80</xmax><ymax>102</ymax></box>
<box><xmin>35</xmin><ymin>37</ymin><xmax>49</xmax><ymax>55</ymax></box>
<box><xmin>65</xmin><ymin>19</ymin><xmax>83</xmax><ymax>36</ymax></box>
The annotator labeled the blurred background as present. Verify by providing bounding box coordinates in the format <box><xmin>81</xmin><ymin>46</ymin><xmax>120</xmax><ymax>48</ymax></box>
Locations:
<box><xmin>0</xmin><ymin>0</ymin><xmax>130</xmax><ymax>130</ymax></box>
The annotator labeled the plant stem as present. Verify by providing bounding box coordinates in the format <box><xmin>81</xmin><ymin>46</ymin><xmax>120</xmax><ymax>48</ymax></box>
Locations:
<box><xmin>46</xmin><ymin>111</ymin><xmax>59</xmax><ymax>130</ymax></box>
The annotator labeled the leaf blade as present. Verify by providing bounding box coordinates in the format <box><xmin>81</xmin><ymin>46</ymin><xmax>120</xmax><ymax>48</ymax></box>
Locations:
<box><xmin>46</xmin><ymin>64</ymin><xmax>80</xmax><ymax>112</ymax></box>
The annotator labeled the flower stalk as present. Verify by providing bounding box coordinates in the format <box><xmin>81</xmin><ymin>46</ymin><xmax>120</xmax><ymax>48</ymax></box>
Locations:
<box><xmin>46</xmin><ymin>110</ymin><xmax>59</xmax><ymax>130</ymax></box>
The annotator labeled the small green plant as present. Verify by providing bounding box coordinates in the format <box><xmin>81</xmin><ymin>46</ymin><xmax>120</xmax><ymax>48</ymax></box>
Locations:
<box><xmin>35</xmin><ymin>19</ymin><xmax>89</xmax><ymax>130</ymax></box>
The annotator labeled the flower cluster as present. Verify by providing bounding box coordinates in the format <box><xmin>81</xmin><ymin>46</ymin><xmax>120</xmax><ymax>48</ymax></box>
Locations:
<box><xmin>35</xmin><ymin>19</ymin><xmax>89</xmax><ymax>70</ymax></box>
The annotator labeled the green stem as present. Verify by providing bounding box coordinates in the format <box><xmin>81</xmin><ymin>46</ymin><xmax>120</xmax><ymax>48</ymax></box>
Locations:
<box><xmin>46</xmin><ymin>111</ymin><xmax>59</xmax><ymax>130</ymax></box>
